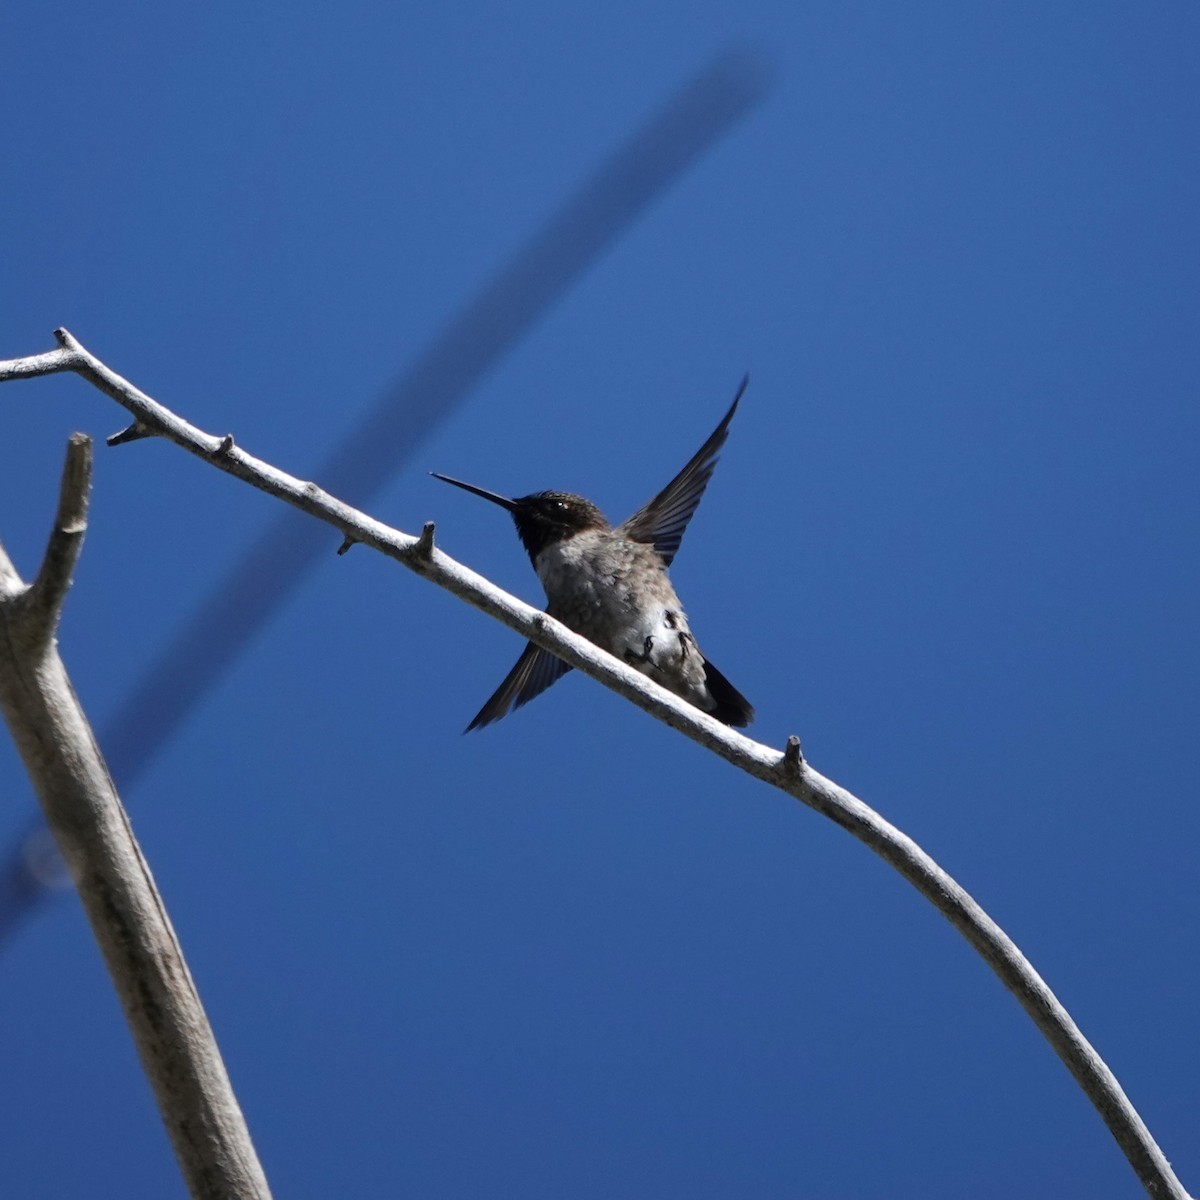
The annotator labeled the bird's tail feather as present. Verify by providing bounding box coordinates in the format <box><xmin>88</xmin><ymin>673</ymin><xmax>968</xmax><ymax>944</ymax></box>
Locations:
<box><xmin>702</xmin><ymin>660</ymin><xmax>754</xmax><ymax>727</ymax></box>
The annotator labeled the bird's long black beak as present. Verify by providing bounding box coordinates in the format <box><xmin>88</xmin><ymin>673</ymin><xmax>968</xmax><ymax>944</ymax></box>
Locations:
<box><xmin>429</xmin><ymin>472</ymin><xmax>519</xmax><ymax>512</ymax></box>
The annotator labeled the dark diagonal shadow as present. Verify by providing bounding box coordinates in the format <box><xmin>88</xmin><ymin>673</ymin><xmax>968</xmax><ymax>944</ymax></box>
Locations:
<box><xmin>0</xmin><ymin>48</ymin><xmax>773</xmax><ymax>948</ymax></box>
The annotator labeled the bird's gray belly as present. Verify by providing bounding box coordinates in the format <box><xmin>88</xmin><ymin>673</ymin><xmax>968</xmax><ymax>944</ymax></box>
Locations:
<box><xmin>538</xmin><ymin>537</ymin><xmax>711</xmax><ymax>705</ymax></box>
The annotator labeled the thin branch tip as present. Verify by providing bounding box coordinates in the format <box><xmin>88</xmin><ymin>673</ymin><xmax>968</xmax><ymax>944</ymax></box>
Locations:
<box><xmin>0</xmin><ymin>340</ymin><xmax>76</xmax><ymax>383</ymax></box>
<box><xmin>336</xmin><ymin>536</ymin><xmax>358</xmax><ymax>556</ymax></box>
<box><xmin>59</xmin><ymin>435</ymin><xmax>94</xmax><ymax>519</ymax></box>
<box><xmin>21</xmin><ymin>434</ymin><xmax>96</xmax><ymax>639</ymax></box>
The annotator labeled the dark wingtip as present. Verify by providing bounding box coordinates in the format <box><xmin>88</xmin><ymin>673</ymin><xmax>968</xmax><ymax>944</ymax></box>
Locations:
<box><xmin>723</xmin><ymin>374</ymin><xmax>749</xmax><ymax>425</ymax></box>
<box><xmin>464</xmin><ymin>703</ymin><xmax>503</xmax><ymax>733</ymax></box>
<box><xmin>702</xmin><ymin>660</ymin><xmax>755</xmax><ymax>727</ymax></box>
<box><xmin>713</xmin><ymin>375</ymin><xmax>748</xmax><ymax>435</ymax></box>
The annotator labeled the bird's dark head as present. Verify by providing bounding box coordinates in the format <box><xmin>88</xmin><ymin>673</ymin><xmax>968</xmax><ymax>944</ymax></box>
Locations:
<box><xmin>509</xmin><ymin>491</ymin><xmax>609</xmax><ymax>561</ymax></box>
<box><xmin>431</xmin><ymin>475</ymin><xmax>609</xmax><ymax>565</ymax></box>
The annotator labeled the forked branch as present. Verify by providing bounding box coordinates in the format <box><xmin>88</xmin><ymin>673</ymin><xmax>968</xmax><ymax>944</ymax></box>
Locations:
<box><xmin>0</xmin><ymin>433</ymin><xmax>271</xmax><ymax>1200</ymax></box>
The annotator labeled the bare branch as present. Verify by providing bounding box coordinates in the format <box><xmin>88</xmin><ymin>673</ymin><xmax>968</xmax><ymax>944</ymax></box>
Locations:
<box><xmin>0</xmin><ymin>437</ymin><xmax>271</xmax><ymax>1200</ymax></box>
<box><xmin>0</xmin><ymin>332</ymin><xmax>1190</xmax><ymax>1200</ymax></box>
<box><xmin>0</xmin><ymin>344</ymin><xmax>77</xmax><ymax>382</ymax></box>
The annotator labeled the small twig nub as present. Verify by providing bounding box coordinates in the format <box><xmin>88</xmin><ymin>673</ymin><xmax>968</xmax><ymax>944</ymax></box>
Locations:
<box><xmin>413</xmin><ymin>522</ymin><xmax>436</xmax><ymax>560</ymax></box>
<box><xmin>781</xmin><ymin>735</ymin><xmax>804</xmax><ymax>773</ymax></box>
<box><xmin>336</xmin><ymin>536</ymin><xmax>358</xmax><ymax>557</ymax></box>
<box><xmin>108</xmin><ymin>422</ymin><xmax>153</xmax><ymax>448</ymax></box>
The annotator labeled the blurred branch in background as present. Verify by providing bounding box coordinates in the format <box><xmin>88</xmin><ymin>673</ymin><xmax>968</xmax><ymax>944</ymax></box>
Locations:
<box><xmin>0</xmin><ymin>332</ymin><xmax>1189</xmax><ymax>1200</ymax></box>
<box><xmin>0</xmin><ymin>436</ymin><xmax>271</xmax><ymax>1200</ymax></box>
<box><xmin>0</xmin><ymin>47</ymin><xmax>774</xmax><ymax>945</ymax></box>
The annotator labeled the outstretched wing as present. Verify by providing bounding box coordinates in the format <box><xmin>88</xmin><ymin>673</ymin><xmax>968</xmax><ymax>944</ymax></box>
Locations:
<box><xmin>466</xmin><ymin>640</ymin><xmax>573</xmax><ymax>731</ymax></box>
<box><xmin>619</xmin><ymin>376</ymin><xmax>747</xmax><ymax>566</ymax></box>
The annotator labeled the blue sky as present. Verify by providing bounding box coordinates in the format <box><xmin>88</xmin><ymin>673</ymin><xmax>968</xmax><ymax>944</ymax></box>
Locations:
<box><xmin>2</xmin><ymin>3</ymin><xmax>1198</xmax><ymax>1197</ymax></box>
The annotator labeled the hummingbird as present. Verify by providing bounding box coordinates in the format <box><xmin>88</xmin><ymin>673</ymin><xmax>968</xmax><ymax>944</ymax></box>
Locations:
<box><xmin>431</xmin><ymin>378</ymin><xmax>754</xmax><ymax>732</ymax></box>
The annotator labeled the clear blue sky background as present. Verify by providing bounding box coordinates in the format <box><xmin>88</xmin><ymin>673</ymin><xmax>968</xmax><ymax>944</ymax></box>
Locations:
<box><xmin>3</xmin><ymin>4</ymin><xmax>1198</xmax><ymax>1197</ymax></box>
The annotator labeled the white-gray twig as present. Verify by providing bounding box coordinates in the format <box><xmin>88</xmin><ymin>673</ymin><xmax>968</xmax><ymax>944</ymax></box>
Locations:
<box><xmin>0</xmin><ymin>432</ymin><xmax>272</xmax><ymax>1200</ymax></box>
<box><xmin>0</xmin><ymin>329</ymin><xmax>1190</xmax><ymax>1200</ymax></box>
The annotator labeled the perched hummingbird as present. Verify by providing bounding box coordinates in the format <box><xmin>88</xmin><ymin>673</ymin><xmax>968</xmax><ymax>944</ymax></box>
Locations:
<box><xmin>432</xmin><ymin>378</ymin><xmax>754</xmax><ymax>732</ymax></box>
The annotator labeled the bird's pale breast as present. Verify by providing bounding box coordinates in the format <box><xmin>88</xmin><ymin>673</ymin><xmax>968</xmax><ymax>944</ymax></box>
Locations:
<box><xmin>535</xmin><ymin>530</ymin><xmax>710</xmax><ymax>704</ymax></box>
